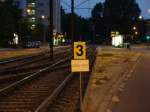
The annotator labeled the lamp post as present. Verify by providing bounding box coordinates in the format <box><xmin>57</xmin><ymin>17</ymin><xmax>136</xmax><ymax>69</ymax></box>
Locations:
<box><xmin>49</xmin><ymin>0</ymin><xmax>53</xmax><ymax>59</ymax></box>
<box><xmin>41</xmin><ymin>15</ymin><xmax>46</xmax><ymax>43</ymax></box>
<box><xmin>71</xmin><ymin>0</ymin><xmax>74</xmax><ymax>43</ymax></box>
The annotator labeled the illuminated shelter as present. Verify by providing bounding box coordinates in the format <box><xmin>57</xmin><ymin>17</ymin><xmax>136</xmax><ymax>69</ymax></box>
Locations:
<box><xmin>112</xmin><ymin>35</ymin><xmax>124</xmax><ymax>47</ymax></box>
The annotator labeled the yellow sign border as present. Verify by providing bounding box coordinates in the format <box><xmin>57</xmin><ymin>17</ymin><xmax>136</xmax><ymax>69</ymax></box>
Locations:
<box><xmin>74</xmin><ymin>42</ymin><xmax>86</xmax><ymax>60</ymax></box>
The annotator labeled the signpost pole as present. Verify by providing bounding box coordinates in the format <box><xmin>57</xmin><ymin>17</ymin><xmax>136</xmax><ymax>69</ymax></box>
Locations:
<box><xmin>80</xmin><ymin>72</ymin><xmax>83</xmax><ymax>112</ymax></box>
<box><xmin>72</xmin><ymin>42</ymin><xmax>89</xmax><ymax>112</ymax></box>
<box><xmin>71</xmin><ymin>0</ymin><xmax>74</xmax><ymax>43</ymax></box>
<box><xmin>49</xmin><ymin>0</ymin><xmax>53</xmax><ymax>59</ymax></box>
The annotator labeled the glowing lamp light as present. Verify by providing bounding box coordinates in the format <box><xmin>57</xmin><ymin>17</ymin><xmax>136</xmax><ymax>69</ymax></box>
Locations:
<box><xmin>139</xmin><ymin>16</ymin><xmax>142</xmax><ymax>19</ymax></box>
<box><xmin>146</xmin><ymin>36</ymin><xmax>150</xmax><ymax>40</ymax></box>
<box><xmin>27</xmin><ymin>9</ymin><xmax>30</xmax><ymax>12</ymax></box>
<box><xmin>135</xmin><ymin>32</ymin><xmax>138</xmax><ymax>35</ymax></box>
<box><xmin>133</xmin><ymin>26</ymin><xmax>136</xmax><ymax>30</ymax></box>
<box><xmin>32</xmin><ymin>3</ymin><xmax>35</xmax><ymax>5</ymax></box>
<box><xmin>62</xmin><ymin>38</ymin><xmax>65</xmax><ymax>43</ymax></box>
<box><xmin>41</xmin><ymin>15</ymin><xmax>45</xmax><ymax>19</ymax></box>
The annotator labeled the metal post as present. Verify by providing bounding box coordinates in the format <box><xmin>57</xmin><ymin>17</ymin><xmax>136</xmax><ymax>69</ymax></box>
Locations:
<box><xmin>43</xmin><ymin>25</ymin><xmax>46</xmax><ymax>43</ymax></box>
<box><xmin>80</xmin><ymin>72</ymin><xmax>83</xmax><ymax>112</ymax></box>
<box><xmin>71</xmin><ymin>0</ymin><xmax>74</xmax><ymax>43</ymax></box>
<box><xmin>49</xmin><ymin>0</ymin><xmax>54</xmax><ymax>59</ymax></box>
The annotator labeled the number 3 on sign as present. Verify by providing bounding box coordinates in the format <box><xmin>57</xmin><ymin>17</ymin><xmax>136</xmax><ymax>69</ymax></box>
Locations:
<box><xmin>74</xmin><ymin>42</ymin><xmax>86</xmax><ymax>59</ymax></box>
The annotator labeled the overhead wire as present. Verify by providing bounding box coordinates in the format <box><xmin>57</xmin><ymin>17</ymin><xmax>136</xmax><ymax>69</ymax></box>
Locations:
<box><xmin>61</xmin><ymin>0</ymin><xmax>93</xmax><ymax>11</ymax></box>
<box><xmin>61</xmin><ymin>0</ymin><xmax>71</xmax><ymax>8</ymax></box>
<box><xmin>75</xmin><ymin>0</ymin><xmax>89</xmax><ymax>8</ymax></box>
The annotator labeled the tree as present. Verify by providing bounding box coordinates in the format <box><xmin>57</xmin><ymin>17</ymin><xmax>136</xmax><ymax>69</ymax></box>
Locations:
<box><xmin>17</xmin><ymin>18</ymin><xmax>31</xmax><ymax>43</ymax></box>
<box><xmin>61</xmin><ymin>7</ymin><xmax>92</xmax><ymax>41</ymax></box>
<box><xmin>0</xmin><ymin>1</ymin><xmax>22</xmax><ymax>47</ymax></box>
<box><xmin>92</xmin><ymin>3</ymin><xmax>103</xmax><ymax>20</ymax></box>
<box><xmin>32</xmin><ymin>19</ymin><xmax>45</xmax><ymax>41</ymax></box>
<box><xmin>103</xmin><ymin>0</ymin><xmax>141</xmax><ymax>34</ymax></box>
<box><xmin>91</xmin><ymin>2</ymin><xmax>106</xmax><ymax>43</ymax></box>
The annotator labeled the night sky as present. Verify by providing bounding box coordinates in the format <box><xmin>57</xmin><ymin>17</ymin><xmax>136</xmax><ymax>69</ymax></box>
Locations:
<box><xmin>62</xmin><ymin>0</ymin><xmax>150</xmax><ymax>19</ymax></box>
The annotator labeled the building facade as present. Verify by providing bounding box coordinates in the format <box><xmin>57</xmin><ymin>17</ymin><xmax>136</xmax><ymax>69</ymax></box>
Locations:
<box><xmin>36</xmin><ymin>0</ymin><xmax>61</xmax><ymax>32</ymax></box>
<box><xmin>14</xmin><ymin>0</ymin><xmax>61</xmax><ymax>33</ymax></box>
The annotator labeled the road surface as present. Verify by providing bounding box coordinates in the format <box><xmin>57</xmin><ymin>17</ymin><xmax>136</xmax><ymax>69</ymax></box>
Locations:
<box><xmin>112</xmin><ymin>48</ymin><xmax>150</xmax><ymax>112</ymax></box>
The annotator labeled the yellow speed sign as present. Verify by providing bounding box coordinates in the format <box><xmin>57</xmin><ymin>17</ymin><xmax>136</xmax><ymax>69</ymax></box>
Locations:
<box><xmin>74</xmin><ymin>42</ymin><xmax>86</xmax><ymax>59</ymax></box>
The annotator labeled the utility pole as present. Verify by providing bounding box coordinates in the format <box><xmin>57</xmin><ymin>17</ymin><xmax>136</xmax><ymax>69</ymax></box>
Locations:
<box><xmin>49</xmin><ymin>0</ymin><xmax>53</xmax><ymax>59</ymax></box>
<box><xmin>71</xmin><ymin>0</ymin><xmax>74</xmax><ymax>42</ymax></box>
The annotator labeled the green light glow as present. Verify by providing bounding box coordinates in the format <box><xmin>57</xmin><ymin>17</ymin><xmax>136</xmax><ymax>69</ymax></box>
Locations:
<box><xmin>146</xmin><ymin>36</ymin><xmax>150</xmax><ymax>40</ymax></box>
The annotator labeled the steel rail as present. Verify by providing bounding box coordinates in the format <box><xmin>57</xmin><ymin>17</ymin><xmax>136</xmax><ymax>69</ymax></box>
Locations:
<box><xmin>0</xmin><ymin>64</ymin><xmax>70</xmax><ymax>84</ymax></box>
<box><xmin>35</xmin><ymin>73</ymin><xmax>74</xmax><ymax>112</ymax></box>
<box><xmin>0</xmin><ymin>46</ymin><xmax>71</xmax><ymax>65</ymax></box>
<box><xmin>0</xmin><ymin>46</ymin><xmax>95</xmax><ymax>112</ymax></box>
<box><xmin>0</xmin><ymin>48</ymin><xmax>71</xmax><ymax>74</ymax></box>
<box><xmin>35</xmin><ymin>46</ymin><xmax>97</xmax><ymax>112</ymax></box>
<box><xmin>0</xmin><ymin>56</ymin><xmax>71</xmax><ymax>96</ymax></box>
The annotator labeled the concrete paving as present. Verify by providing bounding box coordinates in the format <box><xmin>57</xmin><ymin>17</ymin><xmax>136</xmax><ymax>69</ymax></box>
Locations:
<box><xmin>83</xmin><ymin>46</ymin><xmax>141</xmax><ymax>112</ymax></box>
<box><xmin>111</xmin><ymin>50</ymin><xmax>150</xmax><ymax>112</ymax></box>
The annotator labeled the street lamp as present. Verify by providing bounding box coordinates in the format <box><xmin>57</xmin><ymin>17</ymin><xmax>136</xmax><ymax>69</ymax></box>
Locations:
<box><xmin>138</xmin><ymin>16</ymin><xmax>143</xmax><ymax>20</ymax></box>
<box><xmin>27</xmin><ymin>9</ymin><xmax>31</xmax><ymax>13</ymax></box>
<box><xmin>135</xmin><ymin>31</ymin><xmax>138</xmax><ymax>35</ymax></box>
<box><xmin>41</xmin><ymin>15</ymin><xmax>45</xmax><ymax>19</ymax></box>
<box><xmin>41</xmin><ymin>15</ymin><xmax>46</xmax><ymax>43</ymax></box>
<box><xmin>133</xmin><ymin>26</ymin><xmax>136</xmax><ymax>30</ymax></box>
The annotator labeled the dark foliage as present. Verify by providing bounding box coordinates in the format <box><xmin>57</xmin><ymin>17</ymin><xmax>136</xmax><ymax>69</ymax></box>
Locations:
<box><xmin>90</xmin><ymin>0</ymin><xmax>145</xmax><ymax>43</ymax></box>
<box><xmin>0</xmin><ymin>0</ymin><xmax>22</xmax><ymax>47</ymax></box>
<box><xmin>61</xmin><ymin>8</ymin><xmax>92</xmax><ymax>42</ymax></box>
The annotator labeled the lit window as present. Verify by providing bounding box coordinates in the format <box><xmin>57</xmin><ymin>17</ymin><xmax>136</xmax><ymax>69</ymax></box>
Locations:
<box><xmin>27</xmin><ymin>9</ymin><xmax>35</xmax><ymax>15</ymax></box>
<box><xmin>28</xmin><ymin>3</ymin><xmax>35</xmax><ymax>7</ymax></box>
<box><xmin>29</xmin><ymin>17</ymin><xmax>36</xmax><ymax>22</ymax></box>
<box><xmin>31</xmin><ymin>24</ymin><xmax>36</xmax><ymax>30</ymax></box>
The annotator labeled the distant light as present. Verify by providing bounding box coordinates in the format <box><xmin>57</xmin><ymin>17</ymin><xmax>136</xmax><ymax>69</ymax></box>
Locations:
<box><xmin>146</xmin><ymin>35</ymin><xmax>150</xmax><ymax>40</ymax></box>
<box><xmin>148</xmin><ymin>9</ymin><xmax>150</xmax><ymax>13</ymax></box>
<box><xmin>62</xmin><ymin>38</ymin><xmax>65</xmax><ymax>43</ymax></box>
<box><xmin>135</xmin><ymin>32</ymin><xmax>138</xmax><ymax>35</ymax></box>
<box><xmin>13</xmin><ymin>33</ymin><xmax>19</xmax><ymax>45</ymax></box>
<box><xmin>41</xmin><ymin>15</ymin><xmax>45</xmax><ymax>19</ymax></box>
<box><xmin>13</xmin><ymin>33</ymin><xmax>17</xmax><ymax>37</ymax></box>
<box><xmin>112</xmin><ymin>35</ymin><xmax>123</xmax><ymax>47</ymax></box>
<box><xmin>32</xmin><ymin>3</ymin><xmax>35</xmax><ymax>5</ymax></box>
<box><xmin>138</xmin><ymin>16</ymin><xmax>143</xmax><ymax>19</ymax></box>
<box><xmin>32</xmin><ymin>17</ymin><xmax>35</xmax><ymax>19</ymax></box>
<box><xmin>111</xmin><ymin>31</ymin><xmax>116</xmax><ymax>37</ymax></box>
<box><xmin>31</xmin><ymin>24</ymin><xmax>36</xmax><ymax>30</ymax></box>
<box><xmin>133</xmin><ymin>26</ymin><xmax>136</xmax><ymax>30</ymax></box>
<box><xmin>31</xmin><ymin>17</ymin><xmax>35</xmax><ymax>22</ymax></box>
<box><xmin>27</xmin><ymin>9</ymin><xmax>31</xmax><ymax>13</ymax></box>
<box><xmin>32</xmin><ymin>24</ymin><xmax>36</xmax><ymax>27</ymax></box>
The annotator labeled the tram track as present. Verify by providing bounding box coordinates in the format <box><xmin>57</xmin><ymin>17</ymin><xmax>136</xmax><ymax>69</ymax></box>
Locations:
<box><xmin>0</xmin><ymin>49</ymin><xmax>71</xmax><ymax>75</ymax></box>
<box><xmin>0</xmin><ymin>51</ymin><xmax>71</xmax><ymax>75</ymax></box>
<box><xmin>0</xmin><ymin>46</ymin><xmax>96</xmax><ymax>112</ymax></box>
<box><xmin>0</xmin><ymin>56</ymin><xmax>71</xmax><ymax>91</ymax></box>
<box><xmin>0</xmin><ymin>46</ymin><xmax>71</xmax><ymax>71</ymax></box>
<box><xmin>43</xmin><ymin>46</ymin><xmax>96</xmax><ymax>112</ymax></box>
